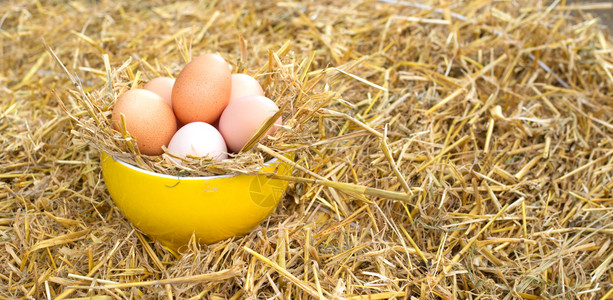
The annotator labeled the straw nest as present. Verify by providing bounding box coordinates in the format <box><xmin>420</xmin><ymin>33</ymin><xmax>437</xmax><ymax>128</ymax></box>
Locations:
<box><xmin>2</xmin><ymin>0</ymin><xmax>613</xmax><ymax>299</ymax></box>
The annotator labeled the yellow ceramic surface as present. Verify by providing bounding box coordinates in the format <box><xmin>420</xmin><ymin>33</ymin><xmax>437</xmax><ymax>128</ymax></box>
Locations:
<box><xmin>100</xmin><ymin>152</ymin><xmax>291</xmax><ymax>249</ymax></box>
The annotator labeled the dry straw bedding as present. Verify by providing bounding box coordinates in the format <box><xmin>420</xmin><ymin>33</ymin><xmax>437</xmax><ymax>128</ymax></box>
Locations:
<box><xmin>2</xmin><ymin>0</ymin><xmax>613</xmax><ymax>299</ymax></box>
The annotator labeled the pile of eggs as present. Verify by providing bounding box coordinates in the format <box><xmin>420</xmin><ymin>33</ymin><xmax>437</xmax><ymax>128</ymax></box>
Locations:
<box><xmin>111</xmin><ymin>53</ymin><xmax>282</xmax><ymax>162</ymax></box>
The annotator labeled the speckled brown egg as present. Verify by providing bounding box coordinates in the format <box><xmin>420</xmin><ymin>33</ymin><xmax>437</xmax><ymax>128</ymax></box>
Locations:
<box><xmin>111</xmin><ymin>89</ymin><xmax>177</xmax><ymax>155</ymax></box>
<box><xmin>171</xmin><ymin>53</ymin><xmax>232</xmax><ymax>124</ymax></box>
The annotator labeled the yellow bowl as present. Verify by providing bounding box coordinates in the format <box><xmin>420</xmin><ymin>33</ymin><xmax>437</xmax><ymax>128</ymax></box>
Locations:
<box><xmin>100</xmin><ymin>152</ymin><xmax>291</xmax><ymax>249</ymax></box>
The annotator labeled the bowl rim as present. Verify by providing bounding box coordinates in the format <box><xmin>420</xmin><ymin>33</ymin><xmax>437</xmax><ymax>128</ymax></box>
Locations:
<box><xmin>104</xmin><ymin>153</ymin><xmax>280</xmax><ymax>181</ymax></box>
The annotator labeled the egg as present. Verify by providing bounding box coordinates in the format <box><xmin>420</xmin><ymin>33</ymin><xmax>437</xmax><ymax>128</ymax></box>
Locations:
<box><xmin>167</xmin><ymin>122</ymin><xmax>228</xmax><ymax>161</ymax></box>
<box><xmin>111</xmin><ymin>89</ymin><xmax>177</xmax><ymax>155</ymax></box>
<box><xmin>172</xmin><ymin>53</ymin><xmax>232</xmax><ymax>124</ymax></box>
<box><xmin>143</xmin><ymin>77</ymin><xmax>175</xmax><ymax>107</ymax></box>
<box><xmin>229</xmin><ymin>73</ymin><xmax>264</xmax><ymax>102</ymax></box>
<box><xmin>218</xmin><ymin>95</ymin><xmax>282</xmax><ymax>153</ymax></box>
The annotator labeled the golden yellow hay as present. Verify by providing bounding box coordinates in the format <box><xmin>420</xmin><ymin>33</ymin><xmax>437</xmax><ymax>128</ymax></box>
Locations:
<box><xmin>2</xmin><ymin>0</ymin><xmax>613</xmax><ymax>299</ymax></box>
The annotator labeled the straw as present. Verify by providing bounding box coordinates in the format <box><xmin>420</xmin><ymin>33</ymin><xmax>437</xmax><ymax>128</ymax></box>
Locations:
<box><xmin>2</xmin><ymin>0</ymin><xmax>613</xmax><ymax>298</ymax></box>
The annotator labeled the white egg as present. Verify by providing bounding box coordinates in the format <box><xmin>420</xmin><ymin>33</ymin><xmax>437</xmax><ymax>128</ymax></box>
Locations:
<box><xmin>167</xmin><ymin>122</ymin><xmax>228</xmax><ymax>162</ymax></box>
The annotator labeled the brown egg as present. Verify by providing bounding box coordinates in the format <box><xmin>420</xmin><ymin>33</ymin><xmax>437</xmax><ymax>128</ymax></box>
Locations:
<box><xmin>144</xmin><ymin>77</ymin><xmax>175</xmax><ymax>107</ymax></box>
<box><xmin>111</xmin><ymin>89</ymin><xmax>177</xmax><ymax>155</ymax></box>
<box><xmin>172</xmin><ymin>53</ymin><xmax>231</xmax><ymax>124</ymax></box>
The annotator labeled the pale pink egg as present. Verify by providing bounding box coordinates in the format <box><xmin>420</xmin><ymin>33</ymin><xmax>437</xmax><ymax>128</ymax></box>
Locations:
<box><xmin>143</xmin><ymin>77</ymin><xmax>175</xmax><ymax>107</ymax></box>
<box><xmin>218</xmin><ymin>95</ymin><xmax>282</xmax><ymax>153</ymax></box>
<box><xmin>229</xmin><ymin>73</ymin><xmax>264</xmax><ymax>102</ymax></box>
<box><xmin>167</xmin><ymin>122</ymin><xmax>228</xmax><ymax>162</ymax></box>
